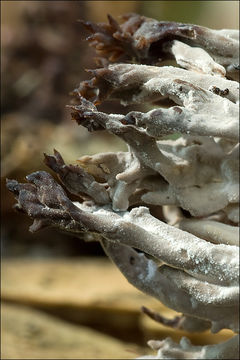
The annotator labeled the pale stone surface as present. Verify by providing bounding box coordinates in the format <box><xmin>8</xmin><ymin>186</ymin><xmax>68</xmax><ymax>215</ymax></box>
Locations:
<box><xmin>1</xmin><ymin>303</ymin><xmax>146</xmax><ymax>359</ymax></box>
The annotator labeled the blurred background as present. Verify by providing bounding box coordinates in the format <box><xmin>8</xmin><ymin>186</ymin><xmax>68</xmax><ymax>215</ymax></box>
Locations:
<box><xmin>1</xmin><ymin>1</ymin><xmax>239</xmax><ymax>359</ymax></box>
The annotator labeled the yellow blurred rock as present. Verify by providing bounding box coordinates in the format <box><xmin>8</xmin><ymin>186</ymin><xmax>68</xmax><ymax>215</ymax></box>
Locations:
<box><xmin>2</xmin><ymin>303</ymin><xmax>147</xmax><ymax>359</ymax></box>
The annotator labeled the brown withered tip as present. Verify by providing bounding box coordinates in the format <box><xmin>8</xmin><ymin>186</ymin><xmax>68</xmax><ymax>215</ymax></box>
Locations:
<box><xmin>43</xmin><ymin>149</ymin><xmax>65</xmax><ymax>173</ymax></box>
<box><xmin>67</xmin><ymin>105</ymin><xmax>105</xmax><ymax>132</ymax></box>
<box><xmin>77</xmin><ymin>19</ymin><xmax>101</xmax><ymax>35</ymax></box>
<box><xmin>107</xmin><ymin>14</ymin><xmax>121</xmax><ymax>32</ymax></box>
<box><xmin>74</xmin><ymin>67</ymin><xmax>115</xmax><ymax>104</ymax></box>
<box><xmin>78</xmin><ymin>13</ymin><xmax>142</xmax><ymax>65</ymax></box>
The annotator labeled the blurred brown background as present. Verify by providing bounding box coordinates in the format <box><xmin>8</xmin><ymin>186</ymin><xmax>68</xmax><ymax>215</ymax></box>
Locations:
<box><xmin>1</xmin><ymin>2</ymin><xmax>238</xmax><ymax>358</ymax></box>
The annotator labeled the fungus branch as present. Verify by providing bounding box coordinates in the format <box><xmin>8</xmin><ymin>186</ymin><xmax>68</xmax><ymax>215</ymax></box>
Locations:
<box><xmin>6</xmin><ymin>172</ymin><xmax>239</xmax><ymax>336</ymax></box>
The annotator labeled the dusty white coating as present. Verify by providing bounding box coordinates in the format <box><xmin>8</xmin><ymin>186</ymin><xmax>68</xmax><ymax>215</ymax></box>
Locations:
<box><xmin>171</xmin><ymin>40</ymin><xmax>226</xmax><ymax>76</ymax></box>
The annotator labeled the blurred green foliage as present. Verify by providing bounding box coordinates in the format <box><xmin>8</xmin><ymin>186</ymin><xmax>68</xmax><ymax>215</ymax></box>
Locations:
<box><xmin>139</xmin><ymin>1</ymin><xmax>207</xmax><ymax>24</ymax></box>
<box><xmin>139</xmin><ymin>1</ymin><xmax>239</xmax><ymax>29</ymax></box>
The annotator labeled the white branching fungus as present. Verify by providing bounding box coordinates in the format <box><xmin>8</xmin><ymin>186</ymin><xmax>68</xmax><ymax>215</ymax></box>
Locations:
<box><xmin>7</xmin><ymin>14</ymin><xmax>239</xmax><ymax>359</ymax></box>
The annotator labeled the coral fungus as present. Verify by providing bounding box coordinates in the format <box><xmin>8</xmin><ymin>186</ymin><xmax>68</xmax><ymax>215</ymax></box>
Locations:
<box><xmin>7</xmin><ymin>14</ymin><xmax>239</xmax><ymax>359</ymax></box>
